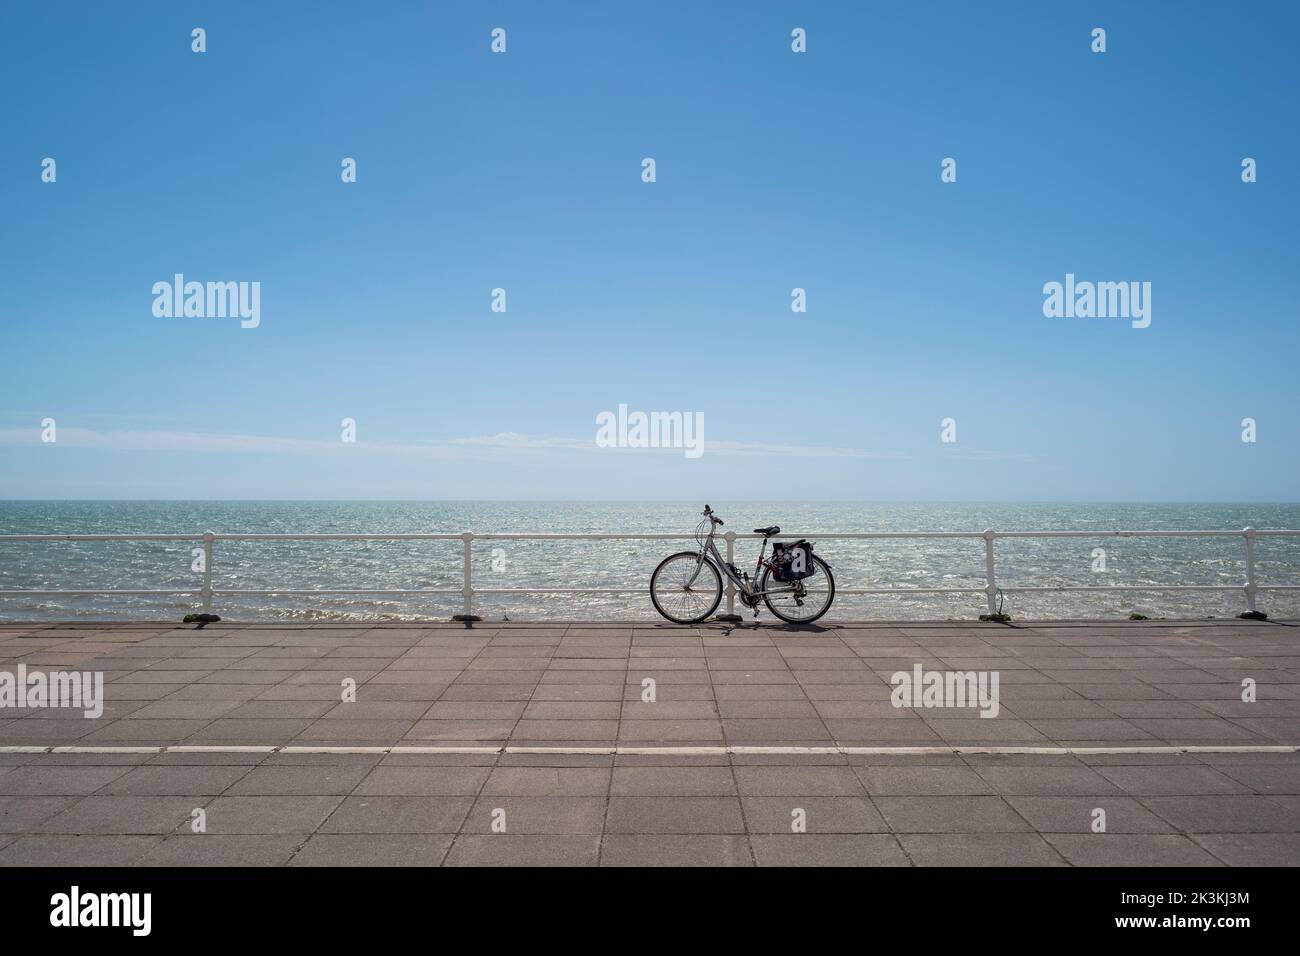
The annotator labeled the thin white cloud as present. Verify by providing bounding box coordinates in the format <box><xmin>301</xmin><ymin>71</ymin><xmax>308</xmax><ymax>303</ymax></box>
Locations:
<box><xmin>0</xmin><ymin>428</ymin><xmax>340</xmax><ymax>455</ymax></box>
<box><xmin>705</xmin><ymin>440</ymin><xmax>905</xmax><ymax>459</ymax></box>
<box><xmin>946</xmin><ymin>450</ymin><xmax>1040</xmax><ymax>463</ymax></box>
<box><xmin>442</xmin><ymin>432</ymin><xmax>592</xmax><ymax>451</ymax></box>
<box><xmin>0</xmin><ymin>427</ymin><xmax>910</xmax><ymax>460</ymax></box>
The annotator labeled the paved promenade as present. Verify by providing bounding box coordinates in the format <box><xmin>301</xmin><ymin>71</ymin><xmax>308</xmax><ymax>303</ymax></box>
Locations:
<box><xmin>0</xmin><ymin>620</ymin><xmax>1297</xmax><ymax>866</ymax></box>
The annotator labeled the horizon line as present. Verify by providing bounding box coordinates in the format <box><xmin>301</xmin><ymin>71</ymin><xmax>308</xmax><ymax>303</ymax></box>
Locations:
<box><xmin>2</xmin><ymin>498</ymin><xmax>1299</xmax><ymax>506</ymax></box>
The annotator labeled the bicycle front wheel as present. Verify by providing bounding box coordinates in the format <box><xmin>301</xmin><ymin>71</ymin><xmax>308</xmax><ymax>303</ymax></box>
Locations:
<box><xmin>650</xmin><ymin>551</ymin><xmax>723</xmax><ymax>624</ymax></box>
<box><xmin>759</xmin><ymin>555</ymin><xmax>835</xmax><ymax>625</ymax></box>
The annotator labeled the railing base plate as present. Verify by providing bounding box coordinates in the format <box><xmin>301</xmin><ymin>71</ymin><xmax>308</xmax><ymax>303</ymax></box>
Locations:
<box><xmin>1238</xmin><ymin>610</ymin><xmax>1269</xmax><ymax>621</ymax></box>
<box><xmin>451</xmin><ymin>614</ymin><xmax>482</xmax><ymax>623</ymax></box>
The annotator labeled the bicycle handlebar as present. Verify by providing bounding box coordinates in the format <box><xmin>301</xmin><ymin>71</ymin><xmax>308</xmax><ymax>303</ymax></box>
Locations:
<box><xmin>702</xmin><ymin>505</ymin><xmax>723</xmax><ymax>526</ymax></box>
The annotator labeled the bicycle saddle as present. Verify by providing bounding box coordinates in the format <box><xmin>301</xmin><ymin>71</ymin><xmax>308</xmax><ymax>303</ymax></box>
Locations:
<box><xmin>753</xmin><ymin>525</ymin><xmax>781</xmax><ymax>536</ymax></box>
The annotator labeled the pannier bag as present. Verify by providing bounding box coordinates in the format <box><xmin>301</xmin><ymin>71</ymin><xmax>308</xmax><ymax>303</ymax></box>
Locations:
<box><xmin>771</xmin><ymin>540</ymin><xmax>816</xmax><ymax>582</ymax></box>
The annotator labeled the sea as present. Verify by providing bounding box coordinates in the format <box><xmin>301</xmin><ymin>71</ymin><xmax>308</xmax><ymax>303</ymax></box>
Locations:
<box><xmin>1</xmin><ymin>501</ymin><xmax>1298</xmax><ymax>623</ymax></box>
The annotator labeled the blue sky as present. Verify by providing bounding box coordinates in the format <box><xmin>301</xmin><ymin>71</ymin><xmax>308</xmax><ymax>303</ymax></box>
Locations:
<box><xmin>1</xmin><ymin>1</ymin><xmax>1296</xmax><ymax>500</ymax></box>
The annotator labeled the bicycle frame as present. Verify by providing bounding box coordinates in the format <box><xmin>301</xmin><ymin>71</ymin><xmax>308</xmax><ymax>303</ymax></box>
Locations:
<box><xmin>687</xmin><ymin>521</ymin><xmax>798</xmax><ymax>600</ymax></box>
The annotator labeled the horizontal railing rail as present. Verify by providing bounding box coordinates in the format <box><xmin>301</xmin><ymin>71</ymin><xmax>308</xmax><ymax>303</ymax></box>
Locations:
<box><xmin>0</xmin><ymin>528</ymin><xmax>1296</xmax><ymax>622</ymax></box>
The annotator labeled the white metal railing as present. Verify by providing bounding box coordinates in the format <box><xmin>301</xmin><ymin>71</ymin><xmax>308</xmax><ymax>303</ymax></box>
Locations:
<box><xmin>0</xmin><ymin>528</ymin><xmax>1297</xmax><ymax>621</ymax></box>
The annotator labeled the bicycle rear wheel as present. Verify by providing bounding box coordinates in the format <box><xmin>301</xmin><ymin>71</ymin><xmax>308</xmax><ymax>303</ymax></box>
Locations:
<box><xmin>650</xmin><ymin>552</ymin><xmax>723</xmax><ymax>624</ymax></box>
<box><xmin>759</xmin><ymin>555</ymin><xmax>835</xmax><ymax>625</ymax></box>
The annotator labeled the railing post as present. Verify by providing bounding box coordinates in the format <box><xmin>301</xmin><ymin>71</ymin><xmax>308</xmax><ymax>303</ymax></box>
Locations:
<box><xmin>979</xmin><ymin>529</ymin><xmax>1007</xmax><ymax>621</ymax></box>
<box><xmin>724</xmin><ymin>531</ymin><xmax>737</xmax><ymax>616</ymax></box>
<box><xmin>201</xmin><ymin>530</ymin><xmax>214</xmax><ymax>613</ymax></box>
<box><xmin>1239</xmin><ymin>527</ymin><xmax>1267</xmax><ymax>620</ymax></box>
<box><xmin>462</xmin><ymin>532</ymin><xmax>473</xmax><ymax>615</ymax></box>
<box><xmin>453</xmin><ymin>532</ymin><xmax>480</xmax><ymax>622</ymax></box>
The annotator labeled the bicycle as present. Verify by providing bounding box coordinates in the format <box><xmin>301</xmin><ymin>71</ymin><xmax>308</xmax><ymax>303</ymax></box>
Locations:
<box><xmin>649</xmin><ymin>505</ymin><xmax>835</xmax><ymax>625</ymax></box>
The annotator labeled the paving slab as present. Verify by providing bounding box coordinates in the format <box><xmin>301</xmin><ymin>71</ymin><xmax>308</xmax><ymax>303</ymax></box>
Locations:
<box><xmin>461</xmin><ymin>796</ymin><xmax>607</xmax><ymax>834</ymax></box>
<box><xmin>443</xmin><ymin>834</ymin><xmax>601</xmax><ymax>866</ymax></box>
<box><xmin>605</xmin><ymin>796</ymin><xmax>746</xmax><ymax>834</ymax></box>
<box><xmin>0</xmin><ymin>835</ymin><xmax>160</xmax><ymax>866</ymax></box>
<box><xmin>741</xmin><ymin>797</ymin><xmax>887</xmax><ymax>833</ymax></box>
<box><xmin>320</xmin><ymin>796</ymin><xmax>471</xmax><ymax>834</ymax></box>
<box><xmin>1044</xmin><ymin>833</ymin><xmax>1226</xmax><ymax>866</ymax></box>
<box><xmin>290</xmin><ymin>833</ymin><xmax>453</xmax><ymax>866</ymax></box>
<box><xmin>898</xmin><ymin>833</ymin><xmax>1067</xmax><ymax>866</ymax></box>
<box><xmin>138</xmin><ymin>834</ymin><xmax>301</xmax><ymax>866</ymax></box>
<box><xmin>749</xmin><ymin>834</ymin><xmax>910</xmax><ymax>866</ymax></box>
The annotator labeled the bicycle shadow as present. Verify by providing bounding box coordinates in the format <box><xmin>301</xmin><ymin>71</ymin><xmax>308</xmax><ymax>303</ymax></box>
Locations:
<box><xmin>711</xmin><ymin>620</ymin><xmax>839</xmax><ymax>637</ymax></box>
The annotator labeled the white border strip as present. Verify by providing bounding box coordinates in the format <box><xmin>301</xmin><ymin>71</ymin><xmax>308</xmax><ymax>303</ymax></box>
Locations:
<box><xmin>2</xmin><ymin>744</ymin><xmax>1296</xmax><ymax>757</ymax></box>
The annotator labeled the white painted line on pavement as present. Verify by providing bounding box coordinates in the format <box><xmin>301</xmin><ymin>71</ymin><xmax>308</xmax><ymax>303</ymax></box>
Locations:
<box><xmin>3</xmin><ymin>743</ymin><xmax>1297</xmax><ymax>757</ymax></box>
